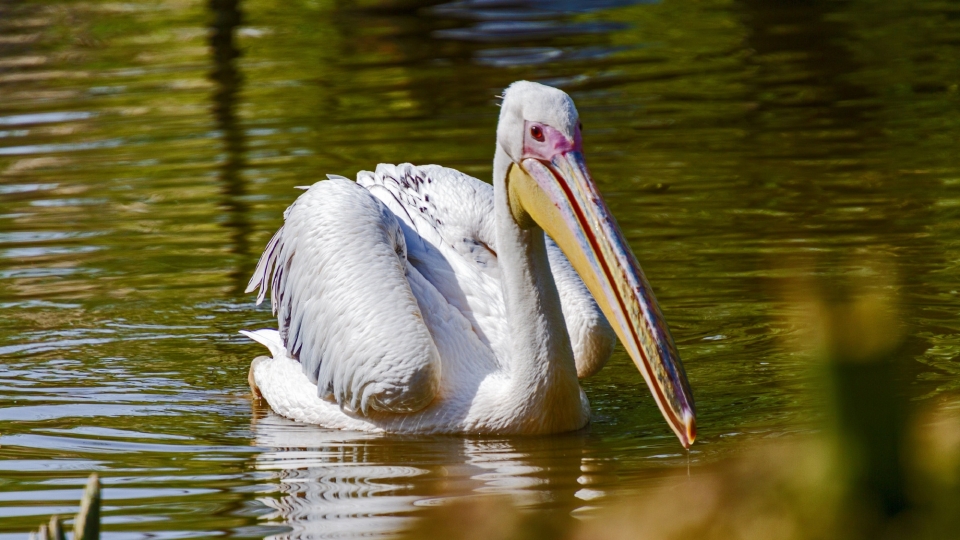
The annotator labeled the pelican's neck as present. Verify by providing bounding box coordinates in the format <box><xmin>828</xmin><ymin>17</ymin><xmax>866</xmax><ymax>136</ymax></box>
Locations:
<box><xmin>493</xmin><ymin>144</ymin><xmax>583</xmax><ymax>428</ymax></box>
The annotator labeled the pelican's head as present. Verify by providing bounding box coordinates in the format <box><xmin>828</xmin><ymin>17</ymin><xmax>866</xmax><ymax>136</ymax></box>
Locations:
<box><xmin>498</xmin><ymin>81</ymin><xmax>697</xmax><ymax>448</ymax></box>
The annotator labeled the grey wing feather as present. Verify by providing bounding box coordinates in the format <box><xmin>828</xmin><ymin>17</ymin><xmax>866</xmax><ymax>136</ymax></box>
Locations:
<box><xmin>246</xmin><ymin>178</ymin><xmax>441</xmax><ymax>415</ymax></box>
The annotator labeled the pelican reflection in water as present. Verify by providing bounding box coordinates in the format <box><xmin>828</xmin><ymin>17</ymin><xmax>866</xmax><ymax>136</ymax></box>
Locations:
<box><xmin>243</xmin><ymin>81</ymin><xmax>696</xmax><ymax>447</ymax></box>
<box><xmin>252</xmin><ymin>411</ymin><xmax>613</xmax><ymax>538</ymax></box>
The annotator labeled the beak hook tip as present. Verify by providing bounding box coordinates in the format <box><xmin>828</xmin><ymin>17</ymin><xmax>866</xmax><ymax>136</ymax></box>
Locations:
<box><xmin>683</xmin><ymin>410</ymin><xmax>697</xmax><ymax>448</ymax></box>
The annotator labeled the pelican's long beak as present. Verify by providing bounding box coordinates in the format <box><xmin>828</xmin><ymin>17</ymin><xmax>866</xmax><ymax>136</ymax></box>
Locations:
<box><xmin>509</xmin><ymin>152</ymin><xmax>696</xmax><ymax>447</ymax></box>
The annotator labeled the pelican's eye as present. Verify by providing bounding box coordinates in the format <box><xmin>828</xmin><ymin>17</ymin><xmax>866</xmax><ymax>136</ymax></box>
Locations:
<box><xmin>530</xmin><ymin>125</ymin><xmax>544</xmax><ymax>142</ymax></box>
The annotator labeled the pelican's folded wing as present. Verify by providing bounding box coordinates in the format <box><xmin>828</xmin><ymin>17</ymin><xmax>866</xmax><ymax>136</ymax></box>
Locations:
<box><xmin>246</xmin><ymin>178</ymin><xmax>441</xmax><ymax>415</ymax></box>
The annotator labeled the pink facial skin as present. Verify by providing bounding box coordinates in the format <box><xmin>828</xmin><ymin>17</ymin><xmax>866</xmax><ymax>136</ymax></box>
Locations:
<box><xmin>522</xmin><ymin>120</ymin><xmax>582</xmax><ymax>161</ymax></box>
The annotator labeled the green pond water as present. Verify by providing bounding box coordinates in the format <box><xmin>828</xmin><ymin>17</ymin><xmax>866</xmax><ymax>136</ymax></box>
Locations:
<box><xmin>1</xmin><ymin>0</ymin><xmax>959</xmax><ymax>537</ymax></box>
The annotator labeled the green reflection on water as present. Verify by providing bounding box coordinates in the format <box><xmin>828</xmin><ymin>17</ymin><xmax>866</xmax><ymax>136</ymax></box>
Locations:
<box><xmin>0</xmin><ymin>0</ymin><xmax>959</xmax><ymax>537</ymax></box>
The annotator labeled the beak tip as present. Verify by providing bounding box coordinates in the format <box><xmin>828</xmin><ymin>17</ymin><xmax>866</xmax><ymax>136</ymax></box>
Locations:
<box><xmin>683</xmin><ymin>410</ymin><xmax>697</xmax><ymax>448</ymax></box>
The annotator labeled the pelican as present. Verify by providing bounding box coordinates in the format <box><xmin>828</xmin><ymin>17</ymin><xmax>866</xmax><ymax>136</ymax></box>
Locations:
<box><xmin>242</xmin><ymin>81</ymin><xmax>696</xmax><ymax>447</ymax></box>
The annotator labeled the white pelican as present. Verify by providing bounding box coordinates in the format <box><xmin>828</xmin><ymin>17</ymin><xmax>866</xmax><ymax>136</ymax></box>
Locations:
<box><xmin>242</xmin><ymin>81</ymin><xmax>696</xmax><ymax>447</ymax></box>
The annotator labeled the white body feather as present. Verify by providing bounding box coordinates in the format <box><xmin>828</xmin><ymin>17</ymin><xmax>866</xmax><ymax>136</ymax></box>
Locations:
<box><xmin>245</xmin><ymin>164</ymin><xmax>615</xmax><ymax>434</ymax></box>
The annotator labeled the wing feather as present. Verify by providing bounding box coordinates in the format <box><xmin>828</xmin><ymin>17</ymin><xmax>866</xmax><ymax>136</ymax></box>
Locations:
<box><xmin>247</xmin><ymin>178</ymin><xmax>441</xmax><ymax>415</ymax></box>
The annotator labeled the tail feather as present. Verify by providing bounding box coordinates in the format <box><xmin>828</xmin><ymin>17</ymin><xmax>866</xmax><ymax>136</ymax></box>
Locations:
<box><xmin>240</xmin><ymin>329</ymin><xmax>286</xmax><ymax>359</ymax></box>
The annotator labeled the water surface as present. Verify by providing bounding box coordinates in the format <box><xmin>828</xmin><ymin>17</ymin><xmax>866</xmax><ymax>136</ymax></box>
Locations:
<box><xmin>1</xmin><ymin>0</ymin><xmax>959</xmax><ymax>538</ymax></box>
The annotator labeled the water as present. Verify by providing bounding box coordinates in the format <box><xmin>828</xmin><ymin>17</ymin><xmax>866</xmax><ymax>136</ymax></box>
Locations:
<box><xmin>1</xmin><ymin>0</ymin><xmax>959</xmax><ymax>537</ymax></box>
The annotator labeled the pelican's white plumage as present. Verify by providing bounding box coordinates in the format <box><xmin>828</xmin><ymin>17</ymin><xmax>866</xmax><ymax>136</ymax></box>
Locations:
<box><xmin>246</xmin><ymin>165</ymin><xmax>614</xmax><ymax>433</ymax></box>
<box><xmin>245</xmin><ymin>81</ymin><xmax>696</xmax><ymax>444</ymax></box>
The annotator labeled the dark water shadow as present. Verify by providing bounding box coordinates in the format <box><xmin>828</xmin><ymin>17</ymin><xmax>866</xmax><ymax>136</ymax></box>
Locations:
<box><xmin>735</xmin><ymin>0</ymin><xmax>944</xmax><ymax>398</ymax></box>
<box><xmin>209</xmin><ymin>0</ymin><xmax>253</xmax><ymax>295</ymax></box>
